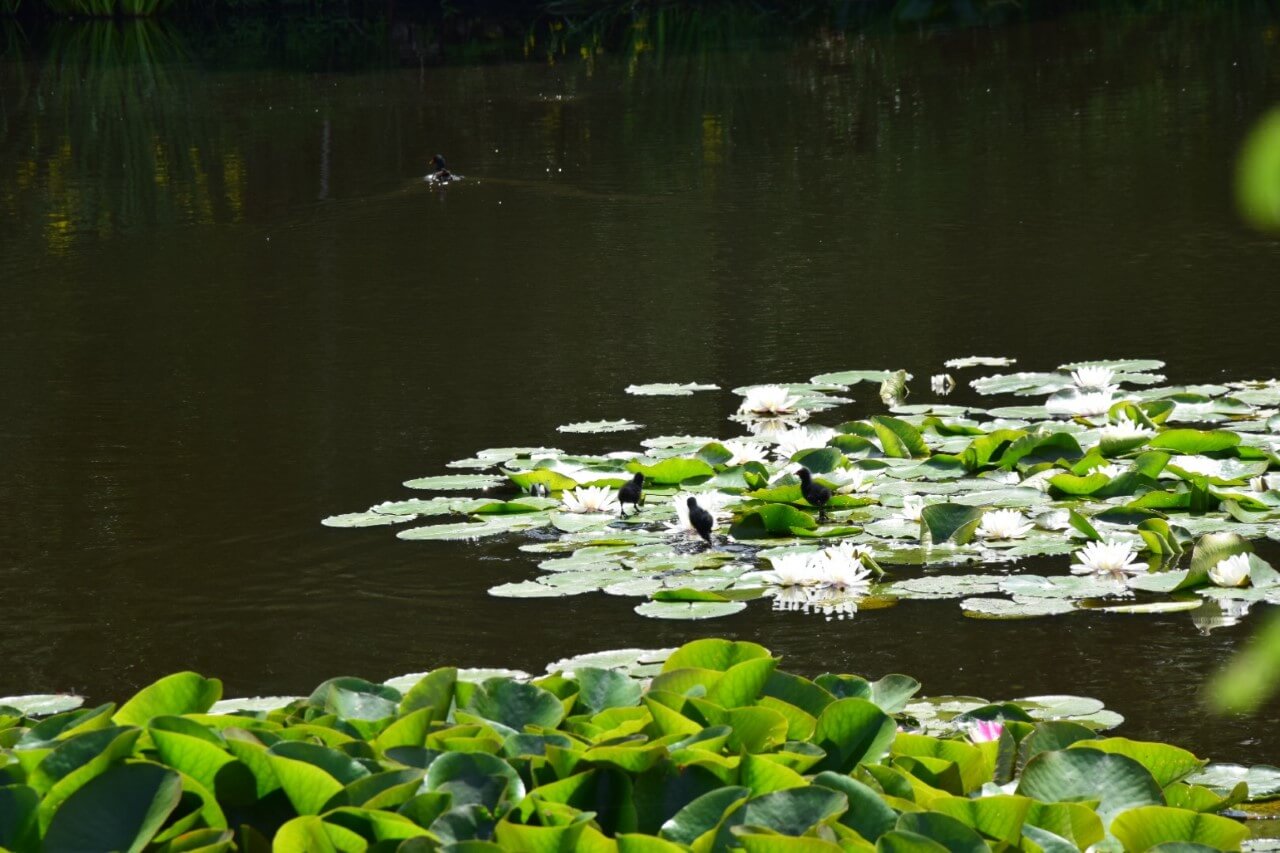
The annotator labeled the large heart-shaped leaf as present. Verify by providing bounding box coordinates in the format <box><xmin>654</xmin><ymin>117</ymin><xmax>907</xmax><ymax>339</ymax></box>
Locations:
<box><xmin>43</xmin><ymin>762</ymin><xmax>182</xmax><ymax>853</ymax></box>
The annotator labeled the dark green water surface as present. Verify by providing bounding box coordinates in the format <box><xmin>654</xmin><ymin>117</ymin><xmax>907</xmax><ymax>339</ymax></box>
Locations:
<box><xmin>3</xmin><ymin>9</ymin><xmax>1280</xmax><ymax>762</ymax></box>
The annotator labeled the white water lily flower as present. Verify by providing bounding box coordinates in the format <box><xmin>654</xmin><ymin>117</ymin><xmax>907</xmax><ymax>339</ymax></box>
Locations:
<box><xmin>814</xmin><ymin>543</ymin><xmax>875</xmax><ymax>590</ymax></box>
<box><xmin>773</xmin><ymin>426</ymin><xmax>837</xmax><ymax>459</ymax></box>
<box><xmin>1047</xmin><ymin>389</ymin><xmax>1118</xmax><ymax>417</ymax></box>
<box><xmin>739</xmin><ymin>384</ymin><xmax>803</xmax><ymax>416</ymax></box>
<box><xmin>899</xmin><ymin>495</ymin><xmax>925</xmax><ymax>521</ymax></box>
<box><xmin>759</xmin><ymin>551</ymin><xmax>825</xmax><ymax>586</ymax></box>
<box><xmin>1071</xmin><ymin>366</ymin><xmax>1116</xmax><ymax>391</ymax></box>
<box><xmin>666</xmin><ymin>492</ymin><xmax>735</xmax><ymax>535</ymax></box>
<box><xmin>930</xmin><ymin>374</ymin><xmax>956</xmax><ymax>396</ymax></box>
<box><xmin>1209</xmin><ymin>554</ymin><xmax>1251</xmax><ymax>588</ymax></box>
<box><xmin>560</xmin><ymin>486</ymin><xmax>620</xmax><ymax>514</ymax></box>
<box><xmin>721</xmin><ymin>439</ymin><xmax>770</xmax><ymax>467</ymax></box>
<box><xmin>825</xmin><ymin>468</ymin><xmax>874</xmax><ymax>494</ymax></box>
<box><xmin>1094</xmin><ymin>463</ymin><xmax>1129</xmax><ymax>479</ymax></box>
<box><xmin>1102</xmin><ymin>413</ymin><xmax>1154</xmax><ymax>440</ymax></box>
<box><xmin>1070</xmin><ymin>540</ymin><xmax>1141</xmax><ymax>576</ymax></box>
<box><xmin>975</xmin><ymin>509</ymin><xmax>1033</xmax><ymax>541</ymax></box>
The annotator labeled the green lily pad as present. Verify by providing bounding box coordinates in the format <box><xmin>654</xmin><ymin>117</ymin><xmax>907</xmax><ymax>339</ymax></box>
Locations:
<box><xmin>544</xmin><ymin>647</ymin><xmax>673</xmax><ymax>675</ymax></box>
<box><xmin>1087</xmin><ymin>600</ymin><xmax>1203</xmax><ymax>614</ymax></box>
<box><xmin>371</xmin><ymin>497</ymin><xmax>469</xmax><ymax>517</ymax></box>
<box><xmin>398</xmin><ymin>515</ymin><xmax>546</xmax><ymax>541</ymax></box>
<box><xmin>634</xmin><ymin>601</ymin><xmax>747</xmax><ymax>620</ymax></box>
<box><xmin>920</xmin><ymin>504</ymin><xmax>987</xmax><ymax>544</ymax></box>
<box><xmin>946</xmin><ymin>356</ymin><xmax>1017</xmax><ymax>369</ymax></box>
<box><xmin>0</xmin><ymin>694</ymin><xmax>85</xmax><ymax>716</ymax></box>
<box><xmin>558</xmin><ymin>419</ymin><xmax>643</xmax><ymax>433</ymax></box>
<box><xmin>1187</xmin><ymin>763</ymin><xmax>1280</xmax><ymax>801</ymax></box>
<box><xmin>626</xmin><ymin>382</ymin><xmax>719</xmax><ymax>396</ymax></box>
<box><xmin>402</xmin><ymin>474</ymin><xmax>506</xmax><ymax>491</ymax></box>
<box><xmin>884</xmin><ymin>575</ymin><xmax>1004</xmax><ymax>600</ymax></box>
<box><xmin>1017</xmin><ymin>748</ymin><xmax>1163</xmax><ymax>823</ymax></box>
<box><xmin>998</xmin><ymin>575</ymin><xmax>1127</xmax><ymax>599</ymax></box>
<box><xmin>321</xmin><ymin>511</ymin><xmax>418</xmax><ymax>528</ymax></box>
<box><xmin>1014</xmin><ymin>695</ymin><xmax>1107</xmax><ymax>720</ymax></box>
<box><xmin>627</xmin><ymin>458</ymin><xmax>715</xmax><ymax>485</ymax></box>
<box><xmin>960</xmin><ymin>597</ymin><xmax>1077</xmax><ymax>619</ymax></box>
<box><xmin>1111</xmin><ymin>806</ymin><xmax>1248</xmax><ymax>852</ymax></box>
<box><xmin>42</xmin><ymin>762</ymin><xmax>182</xmax><ymax>853</ymax></box>
<box><xmin>507</xmin><ymin>468</ymin><xmax>580</xmax><ymax>493</ymax></box>
<box><xmin>810</xmin><ymin>369</ymin><xmax>902</xmax><ymax>385</ymax></box>
<box><xmin>729</xmin><ymin>504</ymin><xmax>818</xmax><ymax>539</ymax></box>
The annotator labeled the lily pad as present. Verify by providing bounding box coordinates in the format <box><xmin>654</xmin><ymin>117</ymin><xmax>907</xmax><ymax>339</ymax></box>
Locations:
<box><xmin>402</xmin><ymin>474</ymin><xmax>506</xmax><ymax>491</ymax></box>
<box><xmin>0</xmin><ymin>693</ymin><xmax>85</xmax><ymax>716</ymax></box>
<box><xmin>1086</xmin><ymin>600</ymin><xmax>1202</xmax><ymax>615</ymax></box>
<box><xmin>558</xmin><ymin>420</ymin><xmax>643</xmax><ymax>434</ymax></box>
<box><xmin>810</xmin><ymin>369</ymin><xmax>903</xmax><ymax>385</ymax></box>
<box><xmin>960</xmin><ymin>597</ymin><xmax>1077</xmax><ymax>619</ymax></box>
<box><xmin>945</xmin><ymin>356</ymin><xmax>1017</xmax><ymax>369</ymax></box>
<box><xmin>371</xmin><ymin>497</ymin><xmax>470</xmax><ymax>517</ymax></box>
<box><xmin>398</xmin><ymin>515</ymin><xmax>546</xmax><ymax>541</ymax></box>
<box><xmin>322</xmin><ymin>511</ymin><xmax>419</xmax><ymax>528</ymax></box>
<box><xmin>998</xmin><ymin>575</ymin><xmax>1128</xmax><ymax>600</ymax></box>
<box><xmin>1187</xmin><ymin>763</ymin><xmax>1280</xmax><ymax>801</ymax></box>
<box><xmin>544</xmin><ymin>647</ymin><xmax>674</xmax><ymax>675</ymax></box>
<box><xmin>884</xmin><ymin>575</ymin><xmax>1004</xmax><ymax>600</ymax></box>
<box><xmin>1014</xmin><ymin>695</ymin><xmax>1106</xmax><ymax>719</ymax></box>
<box><xmin>625</xmin><ymin>382</ymin><xmax>719</xmax><ymax>396</ymax></box>
<box><xmin>210</xmin><ymin>695</ymin><xmax>303</xmax><ymax>714</ymax></box>
<box><xmin>634</xmin><ymin>600</ymin><xmax>748</xmax><ymax>620</ymax></box>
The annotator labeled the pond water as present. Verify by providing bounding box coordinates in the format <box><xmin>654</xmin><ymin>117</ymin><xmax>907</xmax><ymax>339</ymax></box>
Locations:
<box><xmin>2</xmin><ymin>8</ymin><xmax>1280</xmax><ymax>763</ymax></box>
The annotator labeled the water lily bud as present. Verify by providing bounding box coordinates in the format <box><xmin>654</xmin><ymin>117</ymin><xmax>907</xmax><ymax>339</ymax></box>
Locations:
<box><xmin>1208</xmin><ymin>553</ymin><xmax>1251</xmax><ymax>588</ymax></box>
<box><xmin>967</xmin><ymin>721</ymin><xmax>1004</xmax><ymax>743</ymax></box>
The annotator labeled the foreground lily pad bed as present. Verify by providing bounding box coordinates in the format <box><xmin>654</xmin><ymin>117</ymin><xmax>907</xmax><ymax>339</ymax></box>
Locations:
<box><xmin>1</xmin><ymin>638</ymin><xmax>1276</xmax><ymax>851</ymax></box>
<box><xmin>326</xmin><ymin>360</ymin><xmax>1280</xmax><ymax>625</ymax></box>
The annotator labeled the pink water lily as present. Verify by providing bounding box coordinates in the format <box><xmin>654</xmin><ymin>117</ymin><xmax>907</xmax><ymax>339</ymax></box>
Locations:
<box><xmin>967</xmin><ymin>721</ymin><xmax>1004</xmax><ymax>743</ymax></box>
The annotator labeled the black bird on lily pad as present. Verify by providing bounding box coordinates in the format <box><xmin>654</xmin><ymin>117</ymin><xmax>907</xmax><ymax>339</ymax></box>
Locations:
<box><xmin>687</xmin><ymin>497</ymin><xmax>714</xmax><ymax>545</ymax></box>
<box><xmin>426</xmin><ymin>154</ymin><xmax>457</xmax><ymax>185</ymax></box>
<box><xmin>618</xmin><ymin>473</ymin><xmax>645</xmax><ymax>516</ymax></box>
<box><xmin>797</xmin><ymin>467</ymin><xmax>832</xmax><ymax>522</ymax></box>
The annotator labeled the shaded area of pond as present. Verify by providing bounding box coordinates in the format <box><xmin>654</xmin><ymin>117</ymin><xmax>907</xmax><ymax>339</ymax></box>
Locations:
<box><xmin>2</xmin><ymin>8</ymin><xmax>1280</xmax><ymax>761</ymax></box>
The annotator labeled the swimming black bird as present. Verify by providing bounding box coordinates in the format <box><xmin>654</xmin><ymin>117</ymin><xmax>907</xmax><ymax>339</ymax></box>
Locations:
<box><xmin>797</xmin><ymin>467</ymin><xmax>831</xmax><ymax>522</ymax></box>
<box><xmin>618</xmin><ymin>472</ymin><xmax>645</xmax><ymax>516</ymax></box>
<box><xmin>687</xmin><ymin>497</ymin><xmax>714</xmax><ymax>545</ymax></box>
<box><xmin>427</xmin><ymin>154</ymin><xmax>454</xmax><ymax>184</ymax></box>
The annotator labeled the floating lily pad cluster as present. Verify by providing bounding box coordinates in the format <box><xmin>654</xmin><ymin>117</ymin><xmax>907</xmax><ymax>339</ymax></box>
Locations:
<box><xmin>325</xmin><ymin>360</ymin><xmax>1280</xmax><ymax>623</ymax></box>
<box><xmin>0</xmin><ymin>637</ymin><xmax>1276</xmax><ymax>851</ymax></box>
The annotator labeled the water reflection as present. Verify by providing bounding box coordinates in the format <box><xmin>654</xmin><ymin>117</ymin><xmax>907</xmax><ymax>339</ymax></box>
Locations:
<box><xmin>1</xmin><ymin>9</ymin><xmax>1280</xmax><ymax>764</ymax></box>
<box><xmin>1192</xmin><ymin>597</ymin><xmax>1256</xmax><ymax>636</ymax></box>
<box><xmin>1</xmin><ymin>21</ymin><xmax>244</xmax><ymax>251</ymax></box>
